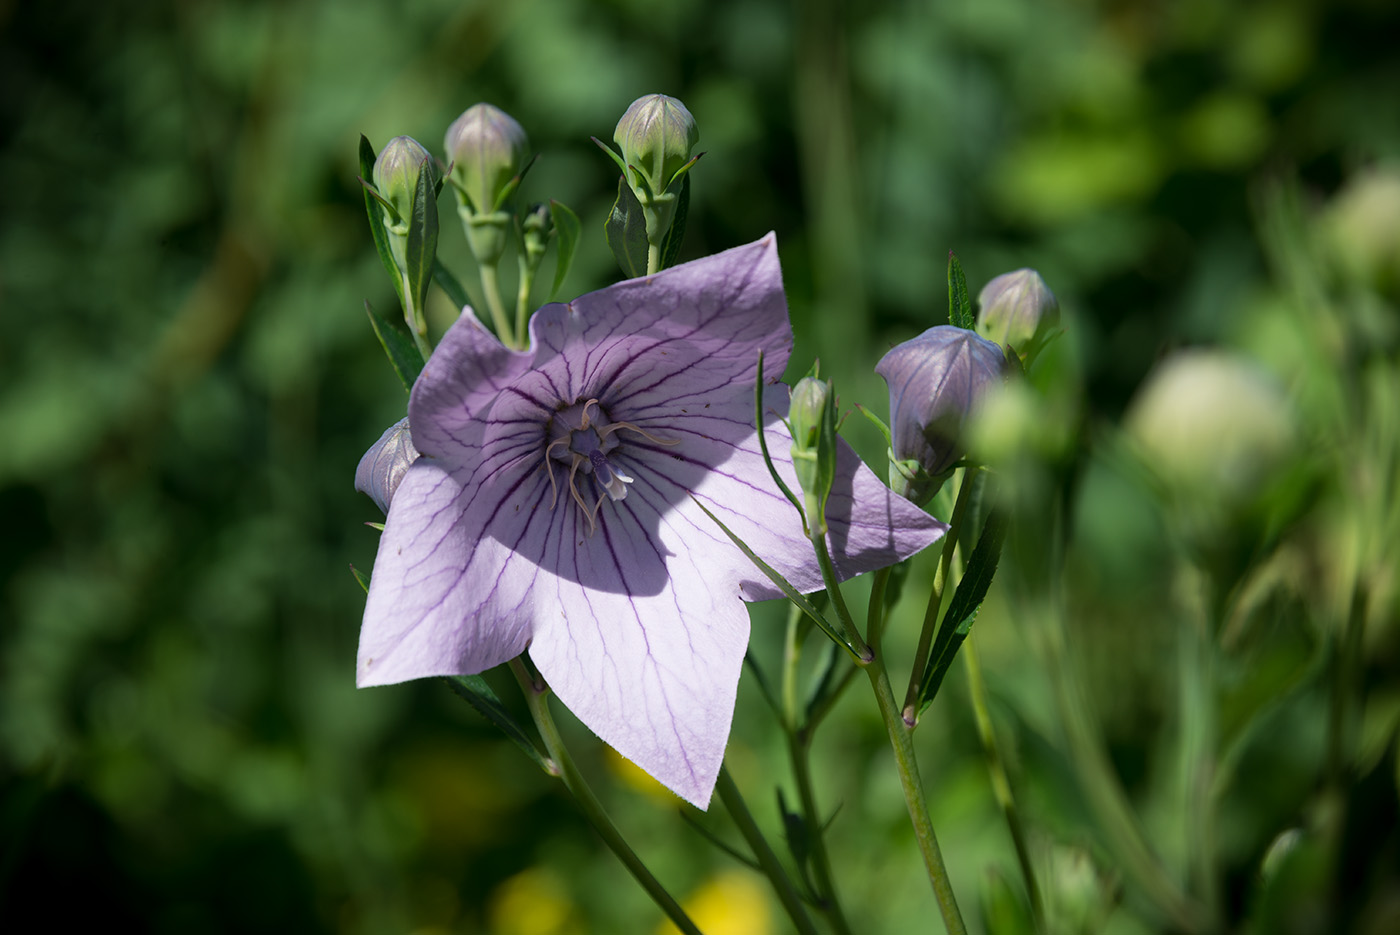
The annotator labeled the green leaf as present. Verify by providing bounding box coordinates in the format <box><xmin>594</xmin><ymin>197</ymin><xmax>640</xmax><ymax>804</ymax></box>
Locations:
<box><xmin>404</xmin><ymin>156</ymin><xmax>439</xmax><ymax>317</ymax></box>
<box><xmin>349</xmin><ymin>564</ymin><xmax>370</xmax><ymax>593</ymax></box>
<box><xmin>548</xmin><ymin>199</ymin><xmax>581</xmax><ymax>300</ymax></box>
<box><xmin>659</xmin><ymin>173</ymin><xmax>690</xmax><ymax>270</ymax></box>
<box><xmin>365</xmin><ymin>299</ymin><xmax>425</xmax><ymax>392</ymax></box>
<box><xmin>678</xmin><ymin>811</ymin><xmax>764</xmax><ymax>874</ymax></box>
<box><xmin>916</xmin><ymin>509</ymin><xmax>1008</xmax><ymax>715</ymax></box>
<box><xmin>605</xmin><ymin>177</ymin><xmax>649</xmax><ymax>279</ymax></box>
<box><xmin>433</xmin><ymin>257</ymin><xmax>470</xmax><ymax>311</ymax></box>
<box><xmin>948</xmin><ymin>251</ymin><xmax>975</xmax><ymax>331</ymax></box>
<box><xmin>444</xmin><ymin>675</ymin><xmax>552</xmax><ymax>774</ymax></box>
<box><xmin>359</xmin><ymin>135</ymin><xmax>405</xmax><ymax>307</ymax></box>
<box><xmin>689</xmin><ymin>495</ymin><xmax>863</xmax><ymax>661</ymax></box>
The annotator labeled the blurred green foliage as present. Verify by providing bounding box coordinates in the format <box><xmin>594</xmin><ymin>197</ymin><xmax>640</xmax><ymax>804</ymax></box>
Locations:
<box><xmin>2</xmin><ymin>0</ymin><xmax>1398</xmax><ymax>932</ymax></box>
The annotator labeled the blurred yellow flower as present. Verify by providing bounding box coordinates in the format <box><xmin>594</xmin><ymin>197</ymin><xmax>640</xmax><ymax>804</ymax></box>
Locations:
<box><xmin>488</xmin><ymin>867</ymin><xmax>581</xmax><ymax>935</ymax></box>
<box><xmin>657</xmin><ymin>870</ymin><xmax>772</xmax><ymax>935</ymax></box>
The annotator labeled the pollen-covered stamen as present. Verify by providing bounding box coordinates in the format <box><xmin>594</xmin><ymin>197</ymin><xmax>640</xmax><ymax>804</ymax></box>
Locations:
<box><xmin>543</xmin><ymin>397</ymin><xmax>677</xmax><ymax>527</ymax></box>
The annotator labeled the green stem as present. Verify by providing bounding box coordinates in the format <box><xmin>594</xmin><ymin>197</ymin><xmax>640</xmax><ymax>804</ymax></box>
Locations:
<box><xmin>647</xmin><ymin>240</ymin><xmax>663</xmax><ymax>276</ymax></box>
<box><xmin>786</xmin><ymin>732</ymin><xmax>854</xmax><ymax>935</ymax></box>
<box><xmin>904</xmin><ymin>469</ymin><xmax>976</xmax><ymax>723</ymax></box>
<box><xmin>401</xmin><ymin>270</ymin><xmax>433</xmax><ymax>360</ymax></box>
<box><xmin>515</xmin><ymin>265</ymin><xmax>535</xmax><ymax>348</ymax></box>
<box><xmin>479</xmin><ymin>262</ymin><xmax>515</xmax><ymax>349</ymax></box>
<box><xmin>866</xmin><ymin>649</ymin><xmax>968</xmax><ymax>935</ymax></box>
<box><xmin>715</xmin><ymin>766</ymin><xmax>821</xmax><ymax>935</ymax></box>
<box><xmin>810</xmin><ymin>532</ymin><xmax>870</xmax><ymax>660</ymax></box>
<box><xmin>509</xmin><ymin>660</ymin><xmax>702</xmax><ymax>935</ymax></box>
<box><xmin>964</xmin><ymin>638</ymin><xmax>1043</xmax><ymax>929</ymax></box>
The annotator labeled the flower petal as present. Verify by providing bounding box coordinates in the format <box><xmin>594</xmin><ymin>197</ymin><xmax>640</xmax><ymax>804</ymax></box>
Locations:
<box><xmin>357</xmin><ymin>457</ymin><xmax>538</xmax><ymax>687</ymax></box>
<box><xmin>409</xmin><ymin>307</ymin><xmax>535</xmax><ymax>461</ymax></box>
<box><xmin>355</xmin><ymin>417</ymin><xmax>420</xmax><ymax>514</ymax></box>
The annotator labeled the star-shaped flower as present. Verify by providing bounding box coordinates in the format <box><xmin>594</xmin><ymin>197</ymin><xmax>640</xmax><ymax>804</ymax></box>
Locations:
<box><xmin>358</xmin><ymin>235</ymin><xmax>944</xmax><ymax>806</ymax></box>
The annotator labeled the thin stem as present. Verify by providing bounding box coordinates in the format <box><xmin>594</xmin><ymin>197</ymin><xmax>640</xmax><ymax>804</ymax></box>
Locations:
<box><xmin>964</xmin><ymin>638</ymin><xmax>1044</xmax><ymax>929</ymax></box>
<box><xmin>508</xmin><ymin>660</ymin><xmax>702</xmax><ymax>935</ymax></box>
<box><xmin>810</xmin><ymin>531</ymin><xmax>870</xmax><ymax>660</ymax></box>
<box><xmin>647</xmin><ymin>239</ymin><xmax>663</xmax><ymax>276</ymax></box>
<box><xmin>786</xmin><ymin>732</ymin><xmax>854</xmax><ymax>935</ymax></box>
<box><xmin>904</xmin><ymin>469</ymin><xmax>977</xmax><ymax>723</ymax></box>
<box><xmin>866</xmin><ymin>649</ymin><xmax>968</xmax><ymax>935</ymax></box>
<box><xmin>479</xmin><ymin>262</ymin><xmax>515</xmax><ymax>349</ymax></box>
<box><xmin>515</xmin><ymin>265</ymin><xmax>535</xmax><ymax>349</ymax></box>
<box><xmin>401</xmin><ymin>270</ymin><xmax>433</xmax><ymax>360</ymax></box>
<box><xmin>715</xmin><ymin>766</ymin><xmax>821</xmax><ymax>935</ymax></box>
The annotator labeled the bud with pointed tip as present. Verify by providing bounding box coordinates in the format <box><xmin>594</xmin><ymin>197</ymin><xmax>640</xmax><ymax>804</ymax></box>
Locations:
<box><xmin>788</xmin><ymin>375</ymin><xmax>838</xmax><ymax>534</ymax></box>
<box><xmin>876</xmin><ymin>326</ymin><xmax>1007</xmax><ymax>504</ymax></box>
<box><xmin>373</xmin><ymin>136</ymin><xmax>439</xmax><ymax>228</ymax></box>
<box><xmin>977</xmin><ymin>268</ymin><xmax>1059</xmax><ymax>360</ymax></box>
<box><xmin>614</xmin><ymin>93</ymin><xmax>699</xmax><ymax>198</ymax></box>
<box><xmin>444</xmin><ymin>103</ymin><xmax>529</xmax><ymax>215</ymax></box>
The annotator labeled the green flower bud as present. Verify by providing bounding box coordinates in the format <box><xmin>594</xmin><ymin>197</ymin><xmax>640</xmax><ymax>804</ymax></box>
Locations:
<box><xmin>372</xmin><ymin>136</ymin><xmax>438</xmax><ymax>232</ymax></box>
<box><xmin>444</xmin><ymin>103</ymin><xmax>529</xmax><ymax>215</ymax></box>
<box><xmin>1125</xmin><ymin>350</ymin><xmax>1294</xmax><ymax>505</ymax></box>
<box><xmin>976</xmin><ymin>268</ymin><xmax>1059</xmax><ymax>358</ymax></box>
<box><xmin>614</xmin><ymin>93</ymin><xmax>699</xmax><ymax>198</ymax></box>
<box><xmin>788</xmin><ymin>376</ymin><xmax>838</xmax><ymax>536</ymax></box>
<box><xmin>520</xmin><ymin>202</ymin><xmax>553</xmax><ymax>272</ymax></box>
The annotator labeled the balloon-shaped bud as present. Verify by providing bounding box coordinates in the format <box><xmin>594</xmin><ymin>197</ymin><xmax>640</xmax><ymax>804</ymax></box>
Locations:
<box><xmin>976</xmin><ymin>268</ymin><xmax>1059</xmax><ymax>359</ymax></box>
<box><xmin>876</xmin><ymin>326</ymin><xmax>1007</xmax><ymax>504</ymax></box>
<box><xmin>372</xmin><ymin>136</ymin><xmax>438</xmax><ymax>230</ymax></box>
<box><xmin>788</xmin><ymin>376</ymin><xmax>839</xmax><ymax>534</ymax></box>
<box><xmin>613</xmin><ymin>93</ymin><xmax>699</xmax><ymax>197</ymax></box>
<box><xmin>444</xmin><ymin>103</ymin><xmax>529</xmax><ymax>214</ymax></box>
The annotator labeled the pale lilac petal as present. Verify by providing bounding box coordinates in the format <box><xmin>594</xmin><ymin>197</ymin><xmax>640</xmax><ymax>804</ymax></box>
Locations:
<box><xmin>409</xmin><ymin>307</ymin><xmax>535</xmax><ymax>461</ymax></box>
<box><xmin>355</xmin><ymin>418</ymin><xmax>420</xmax><ymax>514</ymax></box>
<box><xmin>357</xmin><ymin>457</ymin><xmax>536</xmax><ymax>687</ymax></box>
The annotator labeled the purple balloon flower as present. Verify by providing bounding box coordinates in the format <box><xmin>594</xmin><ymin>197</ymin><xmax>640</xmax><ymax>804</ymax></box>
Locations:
<box><xmin>876</xmin><ymin>326</ymin><xmax>1006</xmax><ymax>503</ymax></box>
<box><xmin>357</xmin><ymin>236</ymin><xmax>944</xmax><ymax>807</ymax></box>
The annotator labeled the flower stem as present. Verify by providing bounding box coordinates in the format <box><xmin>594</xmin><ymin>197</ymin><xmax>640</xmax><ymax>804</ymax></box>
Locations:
<box><xmin>401</xmin><ymin>270</ymin><xmax>433</xmax><ymax>361</ymax></box>
<box><xmin>647</xmin><ymin>240</ymin><xmax>663</xmax><ymax>276</ymax></box>
<box><xmin>508</xmin><ymin>660</ymin><xmax>702</xmax><ymax>935</ymax></box>
<box><xmin>865</xmin><ymin>648</ymin><xmax>968</xmax><ymax>935</ymax></box>
<box><xmin>904</xmin><ymin>468</ymin><xmax>976</xmax><ymax>724</ymax></box>
<box><xmin>515</xmin><ymin>265</ymin><xmax>535</xmax><ymax>349</ymax></box>
<box><xmin>963</xmin><ymin>637</ymin><xmax>1043</xmax><ymax>928</ymax></box>
<box><xmin>715</xmin><ymin>766</ymin><xmax>821</xmax><ymax>935</ymax></box>
<box><xmin>479</xmin><ymin>262</ymin><xmax>515</xmax><ymax>348</ymax></box>
<box><xmin>785</xmin><ymin>732</ymin><xmax>854</xmax><ymax>935</ymax></box>
<box><xmin>809</xmin><ymin>531</ymin><xmax>870</xmax><ymax>660</ymax></box>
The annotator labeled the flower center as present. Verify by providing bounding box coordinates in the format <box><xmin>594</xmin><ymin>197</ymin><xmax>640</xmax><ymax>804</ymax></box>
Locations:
<box><xmin>544</xmin><ymin>399</ymin><xmax>675</xmax><ymax>530</ymax></box>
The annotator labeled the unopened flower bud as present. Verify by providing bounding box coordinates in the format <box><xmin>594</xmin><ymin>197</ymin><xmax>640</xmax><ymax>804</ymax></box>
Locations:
<box><xmin>788</xmin><ymin>376</ymin><xmax>838</xmax><ymax>536</ymax></box>
<box><xmin>876</xmin><ymin>326</ymin><xmax>1007</xmax><ymax>504</ymax></box>
<box><xmin>356</xmin><ymin>418</ymin><xmax>420</xmax><ymax>514</ymax></box>
<box><xmin>444</xmin><ymin>103</ymin><xmax>529</xmax><ymax>215</ymax></box>
<box><xmin>1125</xmin><ymin>350</ymin><xmax>1294</xmax><ymax>504</ymax></box>
<box><xmin>614</xmin><ymin>94</ymin><xmax>699</xmax><ymax>197</ymax></box>
<box><xmin>977</xmin><ymin>268</ymin><xmax>1059</xmax><ymax>357</ymax></box>
<box><xmin>372</xmin><ymin>136</ymin><xmax>438</xmax><ymax>230</ymax></box>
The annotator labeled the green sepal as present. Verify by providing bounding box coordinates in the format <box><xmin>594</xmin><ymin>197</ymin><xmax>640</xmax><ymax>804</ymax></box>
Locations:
<box><xmin>915</xmin><ymin>509</ymin><xmax>1008</xmax><ymax>716</ymax></box>
<box><xmin>359</xmin><ymin>135</ymin><xmax>405</xmax><ymax>307</ymax></box>
<box><xmin>491</xmin><ymin>153</ymin><xmax>538</xmax><ymax>213</ymax></box>
<box><xmin>548</xmin><ymin>199</ymin><xmax>581</xmax><ymax>300</ymax></box>
<box><xmin>605</xmin><ymin>176</ymin><xmax>650</xmax><ymax>279</ymax></box>
<box><xmin>665</xmin><ymin>151</ymin><xmax>704</xmax><ymax>192</ymax></box>
<box><xmin>359</xmin><ymin>178</ymin><xmax>401</xmax><ymax>224</ymax></box>
<box><xmin>590</xmin><ymin>136</ymin><xmax>630</xmax><ymax>177</ymax></box>
<box><xmin>432</xmin><ymin>258</ymin><xmax>470</xmax><ymax>311</ymax></box>
<box><xmin>854</xmin><ymin>404</ymin><xmax>893</xmax><ymax>449</ymax></box>
<box><xmin>690</xmin><ymin>496</ymin><xmax>864</xmax><ymax>662</ymax></box>
<box><xmin>349</xmin><ymin>564</ymin><xmax>370</xmax><ymax>593</ymax></box>
<box><xmin>948</xmin><ymin>251</ymin><xmax>975</xmax><ymax>331</ymax></box>
<box><xmin>658</xmin><ymin>173</ymin><xmax>690</xmax><ymax>270</ymax></box>
<box><xmin>755</xmin><ymin>351</ymin><xmax>808</xmax><ymax>533</ymax></box>
<box><xmin>404</xmin><ymin>156</ymin><xmax>440</xmax><ymax>317</ymax></box>
<box><xmin>365</xmin><ymin>299</ymin><xmax>425</xmax><ymax>393</ymax></box>
<box><xmin>444</xmin><ymin>675</ymin><xmax>553</xmax><ymax>774</ymax></box>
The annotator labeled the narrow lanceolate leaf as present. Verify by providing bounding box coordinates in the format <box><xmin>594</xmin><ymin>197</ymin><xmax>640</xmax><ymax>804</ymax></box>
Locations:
<box><xmin>659</xmin><ymin>173</ymin><xmax>690</xmax><ymax>271</ymax></box>
<box><xmin>349</xmin><ymin>564</ymin><xmax>371</xmax><ymax>593</ymax></box>
<box><xmin>548</xmin><ymin>200</ymin><xmax>582</xmax><ymax>300</ymax></box>
<box><xmin>948</xmin><ymin>251</ymin><xmax>975</xmax><ymax>331</ymax></box>
<box><xmin>404</xmin><ymin>158</ymin><xmax>439</xmax><ymax>315</ymax></box>
<box><xmin>359</xmin><ymin>135</ymin><xmax>404</xmax><ymax>307</ymax></box>
<box><xmin>444</xmin><ymin>675</ymin><xmax>553</xmax><ymax>774</ymax></box>
<box><xmin>690</xmin><ymin>496</ymin><xmax>862</xmax><ymax>661</ymax></box>
<box><xmin>916</xmin><ymin>509</ymin><xmax>1008</xmax><ymax>715</ymax></box>
<box><xmin>365</xmin><ymin>299</ymin><xmax>425</xmax><ymax>392</ymax></box>
<box><xmin>433</xmin><ymin>258</ymin><xmax>471</xmax><ymax>311</ymax></box>
<box><xmin>605</xmin><ymin>176</ymin><xmax>649</xmax><ymax>278</ymax></box>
